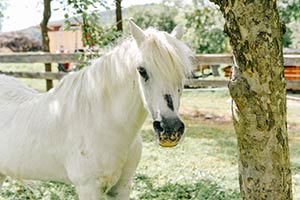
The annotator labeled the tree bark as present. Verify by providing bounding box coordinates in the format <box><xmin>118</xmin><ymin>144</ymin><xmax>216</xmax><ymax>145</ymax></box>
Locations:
<box><xmin>210</xmin><ymin>0</ymin><xmax>292</xmax><ymax>199</ymax></box>
<box><xmin>115</xmin><ymin>0</ymin><xmax>122</xmax><ymax>32</ymax></box>
<box><xmin>40</xmin><ymin>0</ymin><xmax>53</xmax><ymax>91</ymax></box>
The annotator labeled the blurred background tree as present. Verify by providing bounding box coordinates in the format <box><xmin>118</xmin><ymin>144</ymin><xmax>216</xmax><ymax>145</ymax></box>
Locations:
<box><xmin>115</xmin><ymin>0</ymin><xmax>122</xmax><ymax>32</ymax></box>
<box><xmin>182</xmin><ymin>0</ymin><xmax>228</xmax><ymax>53</ymax></box>
<box><xmin>127</xmin><ymin>1</ymin><xmax>228</xmax><ymax>54</ymax></box>
<box><xmin>128</xmin><ymin>4</ymin><xmax>177</xmax><ymax>33</ymax></box>
<box><xmin>278</xmin><ymin>0</ymin><xmax>300</xmax><ymax>48</ymax></box>
<box><xmin>40</xmin><ymin>0</ymin><xmax>52</xmax><ymax>90</ymax></box>
<box><xmin>62</xmin><ymin>0</ymin><xmax>121</xmax><ymax>48</ymax></box>
<box><xmin>2</xmin><ymin>0</ymin><xmax>300</xmax><ymax>53</ymax></box>
<box><xmin>0</xmin><ymin>0</ymin><xmax>7</xmax><ymax>31</ymax></box>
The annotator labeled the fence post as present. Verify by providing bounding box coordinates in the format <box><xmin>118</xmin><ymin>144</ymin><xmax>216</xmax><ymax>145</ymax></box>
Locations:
<box><xmin>45</xmin><ymin>63</ymin><xmax>53</xmax><ymax>90</ymax></box>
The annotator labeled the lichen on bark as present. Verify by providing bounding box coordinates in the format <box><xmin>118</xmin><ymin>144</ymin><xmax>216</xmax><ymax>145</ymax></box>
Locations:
<box><xmin>210</xmin><ymin>0</ymin><xmax>292</xmax><ymax>199</ymax></box>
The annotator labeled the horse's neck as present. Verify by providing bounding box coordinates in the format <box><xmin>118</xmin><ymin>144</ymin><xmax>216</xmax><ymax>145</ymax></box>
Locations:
<box><xmin>46</xmin><ymin>44</ymin><xmax>147</xmax><ymax>142</ymax></box>
<box><xmin>89</xmin><ymin>55</ymin><xmax>147</xmax><ymax>134</ymax></box>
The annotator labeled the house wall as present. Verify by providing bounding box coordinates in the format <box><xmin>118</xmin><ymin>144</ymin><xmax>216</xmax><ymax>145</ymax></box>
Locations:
<box><xmin>48</xmin><ymin>29</ymin><xmax>83</xmax><ymax>53</ymax></box>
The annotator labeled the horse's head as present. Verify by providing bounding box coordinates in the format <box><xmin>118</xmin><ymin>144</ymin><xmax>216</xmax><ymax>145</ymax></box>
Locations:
<box><xmin>129</xmin><ymin>19</ymin><xmax>192</xmax><ymax>148</ymax></box>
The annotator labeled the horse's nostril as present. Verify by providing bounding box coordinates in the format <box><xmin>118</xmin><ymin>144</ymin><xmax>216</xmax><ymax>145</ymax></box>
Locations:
<box><xmin>153</xmin><ymin>121</ymin><xmax>164</xmax><ymax>133</ymax></box>
<box><xmin>178</xmin><ymin>122</ymin><xmax>185</xmax><ymax>134</ymax></box>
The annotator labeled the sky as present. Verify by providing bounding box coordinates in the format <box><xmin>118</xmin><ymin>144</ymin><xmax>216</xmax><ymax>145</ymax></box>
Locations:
<box><xmin>1</xmin><ymin>0</ymin><xmax>164</xmax><ymax>32</ymax></box>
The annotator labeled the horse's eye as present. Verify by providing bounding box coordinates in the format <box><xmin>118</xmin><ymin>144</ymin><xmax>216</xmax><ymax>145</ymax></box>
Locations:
<box><xmin>137</xmin><ymin>67</ymin><xmax>149</xmax><ymax>81</ymax></box>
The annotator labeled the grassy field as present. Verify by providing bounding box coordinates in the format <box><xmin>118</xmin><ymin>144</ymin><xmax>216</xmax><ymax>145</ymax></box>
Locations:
<box><xmin>0</xmin><ymin>64</ymin><xmax>299</xmax><ymax>199</ymax></box>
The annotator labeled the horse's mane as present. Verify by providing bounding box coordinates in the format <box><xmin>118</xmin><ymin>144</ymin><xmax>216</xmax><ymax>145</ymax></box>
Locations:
<box><xmin>47</xmin><ymin>28</ymin><xmax>192</xmax><ymax>104</ymax></box>
<box><xmin>47</xmin><ymin>39</ymin><xmax>140</xmax><ymax>105</ymax></box>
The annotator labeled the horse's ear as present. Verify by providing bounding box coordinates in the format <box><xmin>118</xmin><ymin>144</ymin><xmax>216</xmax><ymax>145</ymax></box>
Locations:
<box><xmin>171</xmin><ymin>24</ymin><xmax>184</xmax><ymax>40</ymax></box>
<box><xmin>129</xmin><ymin>18</ymin><xmax>146</xmax><ymax>46</ymax></box>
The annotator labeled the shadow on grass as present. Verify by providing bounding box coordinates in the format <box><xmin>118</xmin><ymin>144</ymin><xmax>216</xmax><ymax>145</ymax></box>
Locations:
<box><xmin>132</xmin><ymin>173</ymin><xmax>240</xmax><ymax>200</ymax></box>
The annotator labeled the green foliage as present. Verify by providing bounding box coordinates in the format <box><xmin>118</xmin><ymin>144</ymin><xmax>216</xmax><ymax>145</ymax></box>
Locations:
<box><xmin>279</xmin><ymin>0</ymin><xmax>300</xmax><ymax>23</ymax></box>
<box><xmin>61</xmin><ymin>0</ymin><xmax>121</xmax><ymax>48</ymax></box>
<box><xmin>278</xmin><ymin>0</ymin><xmax>300</xmax><ymax>48</ymax></box>
<box><xmin>183</xmin><ymin>1</ymin><xmax>228</xmax><ymax>53</ymax></box>
<box><xmin>41</xmin><ymin>0</ymin><xmax>300</xmax><ymax>56</ymax></box>
<box><xmin>128</xmin><ymin>4</ymin><xmax>178</xmax><ymax>33</ymax></box>
<box><xmin>133</xmin><ymin>1</ymin><xmax>300</xmax><ymax>53</ymax></box>
<box><xmin>80</xmin><ymin>20</ymin><xmax>121</xmax><ymax>47</ymax></box>
<box><xmin>0</xmin><ymin>0</ymin><xmax>7</xmax><ymax>31</ymax></box>
<box><xmin>133</xmin><ymin>174</ymin><xmax>240</xmax><ymax>200</ymax></box>
<box><xmin>0</xmin><ymin>179</ymin><xmax>77</xmax><ymax>200</ymax></box>
<box><xmin>127</xmin><ymin>2</ymin><xmax>228</xmax><ymax>53</ymax></box>
<box><xmin>28</xmin><ymin>0</ymin><xmax>300</xmax><ymax>52</ymax></box>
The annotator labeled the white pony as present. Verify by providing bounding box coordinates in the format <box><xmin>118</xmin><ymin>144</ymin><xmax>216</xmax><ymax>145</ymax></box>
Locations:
<box><xmin>0</xmin><ymin>20</ymin><xmax>192</xmax><ymax>199</ymax></box>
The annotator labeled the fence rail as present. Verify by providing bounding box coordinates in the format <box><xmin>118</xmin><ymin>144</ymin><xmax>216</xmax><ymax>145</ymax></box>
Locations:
<box><xmin>1</xmin><ymin>53</ymin><xmax>300</xmax><ymax>88</ymax></box>
<box><xmin>0</xmin><ymin>53</ymin><xmax>95</xmax><ymax>63</ymax></box>
<box><xmin>1</xmin><ymin>52</ymin><xmax>300</xmax><ymax>65</ymax></box>
<box><xmin>0</xmin><ymin>70</ymin><xmax>67</xmax><ymax>80</ymax></box>
<box><xmin>185</xmin><ymin>79</ymin><xmax>300</xmax><ymax>90</ymax></box>
<box><xmin>195</xmin><ymin>54</ymin><xmax>300</xmax><ymax>66</ymax></box>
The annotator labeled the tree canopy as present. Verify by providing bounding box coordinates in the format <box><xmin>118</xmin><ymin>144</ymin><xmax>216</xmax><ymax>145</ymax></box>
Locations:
<box><xmin>61</xmin><ymin>0</ymin><xmax>121</xmax><ymax>47</ymax></box>
<box><xmin>126</xmin><ymin>2</ymin><xmax>228</xmax><ymax>53</ymax></box>
<box><xmin>278</xmin><ymin>0</ymin><xmax>300</xmax><ymax>48</ymax></box>
<box><xmin>0</xmin><ymin>0</ymin><xmax>7</xmax><ymax>31</ymax></box>
<box><xmin>183</xmin><ymin>1</ymin><xmax>228</xmax><ymax>53</ymax></box>
<box><xmin>128</xmin><ymin>4</ymin><xmax>177</xmax><ymax>34</ymax></box>
<box><xmin>2</xmin><ymin>0</ymin><xmax>300</xmax><ymax>52</ymax></box>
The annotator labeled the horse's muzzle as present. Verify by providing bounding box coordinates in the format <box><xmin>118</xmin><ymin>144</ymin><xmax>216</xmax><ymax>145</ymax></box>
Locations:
<box><xmin>153</xmin><ymin>117</ymin><xmax>185</xmax><ymax>147</ymax></box>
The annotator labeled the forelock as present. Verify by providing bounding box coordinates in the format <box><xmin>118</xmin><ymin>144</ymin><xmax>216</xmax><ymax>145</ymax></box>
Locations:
<box><xmin>140</xmin><ymin>28</ymin><xmax>193</xmax><ymax>85</ymax></box>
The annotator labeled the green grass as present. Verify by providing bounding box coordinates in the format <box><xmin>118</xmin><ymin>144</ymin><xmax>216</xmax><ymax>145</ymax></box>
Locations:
<box><xmin>0</xmin><ymin>66</ymin><xmax>299</xmax><ymax>199</ymax></box>
<box><xmin>131</xmin><ymin>122</ymin><xmax>239</xmax><ymax>200</ymax></box>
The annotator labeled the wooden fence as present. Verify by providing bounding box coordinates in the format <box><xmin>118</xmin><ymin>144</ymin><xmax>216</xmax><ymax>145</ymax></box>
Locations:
<box><xmin>1</xmin><ymin>53</ymin><xmax>300</xmax><ymax>89</ymax></box>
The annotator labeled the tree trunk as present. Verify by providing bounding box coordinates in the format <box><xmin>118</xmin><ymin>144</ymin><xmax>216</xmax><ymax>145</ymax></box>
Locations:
<box><xmin>115</xmin><ymin>0</ymin><xmax>122</xmax><ymax>32</ymax></box>
<box><xmin>210</xmin><ymin>0</ymin><xmax>293</xmax><ymax>199</ymax></box>
<box><xmin>40</xmin><ymin>0</ymin><xmax>53</xmax><ymax>91</ymax></box>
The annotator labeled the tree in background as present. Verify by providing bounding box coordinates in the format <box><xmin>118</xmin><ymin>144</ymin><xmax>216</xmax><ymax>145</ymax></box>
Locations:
<box><xmin>278</xmin><ymin>0</ymin><xmax>300</xmax><ymax>48</ymax></box>
<box><xmin>0</xmin><ymin>0</ymin><xmax>7</xmax><ymax>31</ymax></box>
<box><xmin>115</xmin><ymin>0</ymin><xmax>122</xmax><ymax>32</ymax></box>
<box><xmin>0</xmin><ymin>32</ymin><xmax>41</xmax><ymax>52</ymax></box>
<box><xmin>62</xmin><ymin>0</ymin><xmax>121</xmax><ymax>48</ymax></box>
<box><xmin>210</xmin><ymin>0</ymin><xmax>292</xmax><ymax>199</ymax></box>
<box><xmin>127</xmin><ymin>2</ymin><xmax>229</xmax><ymax>54</ymax></box>
<box><xmin>64</xmin><ymin>0</ymin><xmax>106</xmax><ymax>47</ymax></box>
<box><xmin>40</xmin><ymin>0</ymin><xmax>52</xmax><ymax>90</ymax></box>
<box><xmin>128</xmin><ymin>1</ymin><xmax>300</xmax><ymax>53</ymax></box>
<box><xmin>57</xmin><ymin>0</ymin><xmax>300</xmax><ymax>52</ymax></box>
<box><xmin>129</xmin><ymin>4</ymin><xmax>177</xmax><ymax>33</ymax></box>
<box><xmin>183</xmin><ymin>0</ymin><xmax>228</xmax><ymax>53</ymax></box>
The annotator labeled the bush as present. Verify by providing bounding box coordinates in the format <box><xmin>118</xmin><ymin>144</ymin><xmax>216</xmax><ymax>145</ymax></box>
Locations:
<box><xmin>0</xmin><ymin>31</ymin><xmax>42</xmax><ymax>52</ymax></box>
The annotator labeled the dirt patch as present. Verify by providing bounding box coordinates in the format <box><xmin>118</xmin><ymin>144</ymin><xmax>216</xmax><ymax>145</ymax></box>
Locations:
<box><xmin>181</xmin><ymin>107</ymin><xmax>300</xmax><ymax>131</ymax></box>
<box><xmin>288</xmin><ymin>124</ymin><xmax>300</xmax><ymax>131</ymax></box>
<box><xmin>180</xmin><ymin>108</ymin><xmax>231</xmax><ymax>124</ymax></box>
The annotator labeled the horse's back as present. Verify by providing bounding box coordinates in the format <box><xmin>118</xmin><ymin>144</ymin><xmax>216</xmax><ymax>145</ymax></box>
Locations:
<box><xmin>0</xmin><ymin>75</ymin><xmax>41</xmax><ymax>147</ymax></box>
<box><xmin>0</xmin><ymin>75</ymin><xmax>39</xmax><ymax>105</ymax></box>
